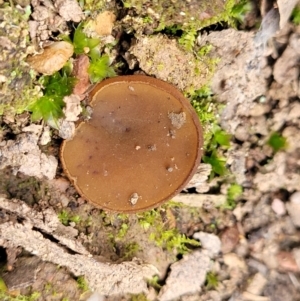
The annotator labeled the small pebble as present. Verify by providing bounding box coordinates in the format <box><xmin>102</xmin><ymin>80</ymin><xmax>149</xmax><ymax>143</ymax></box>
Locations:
<box><xmin>60</xmin><ymin>194</ymin><xmax>70</xmax><ymax>207</ymax></box>
<box><xmin>50</xmin><ymin>177</ymin><xmax>70</xmax><ymax>193</ymax></box>
<box><xmin>290</xmin><ymin>191</ymin><xmax>300</xmax><ymax>204</ymax></box>
<box><xmin>276</xmin><ymin>251</ymin><xmax>299</xmax><ymax>273</ymax></box>
<box><xmin>220</xmin><ymin>226</ymin><xmax>240</xmax><ymax>254</ymax></box>
<box><xmin>129</xmin><ymin>193</ymin><xmax>139</xmax><ymax>205</ymax></box>
<box><xmin>271</xmin><ymin>198</ymin><xmax>286</xmax><ymax>216</ymax></box>
<box><xmin>193</xmin><ymin>231</ymin><xmax>221</xmax><ymax>257</ymax></box>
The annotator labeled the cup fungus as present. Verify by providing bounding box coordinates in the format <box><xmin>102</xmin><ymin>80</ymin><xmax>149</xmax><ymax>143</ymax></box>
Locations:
<box><xmin>60</xmin><ymin>75</ymin><xmax>203</xmax><ymax>213</ymax></box>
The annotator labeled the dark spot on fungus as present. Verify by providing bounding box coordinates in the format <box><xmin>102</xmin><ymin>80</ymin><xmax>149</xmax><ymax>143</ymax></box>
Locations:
<box><xmin>60</xmin><ymin>75</ymin><xmax>203</xmax><ymax>213</ymax></box>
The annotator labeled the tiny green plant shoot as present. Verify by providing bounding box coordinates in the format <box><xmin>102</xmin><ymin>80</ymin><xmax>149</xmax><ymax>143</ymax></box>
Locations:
<box><xmin>137</xmin><ymin>208</ymin><xmax>200</xmax><ymax>254</ymax></box>
<box><xmin>58</xmin><ymin>210</ymin><xmax>81</xmax><ymax>226</ymax></box>
<box><xmin>189</xmin><ymin>86</ymin><xmax>232</xmax><ymax>178</ymax></box>
<box><xmin>223</xmin><ymin>183</ymin><xmax>243</xmax><ymax>209</ymax></box>
<box><xmin>27</xmin><ymin>70</ymin><xmax>76</xmax><ymax>129</ymax></box>
<box><xmin>203</xmin><ymin>127</ymin><xmax>231</xmax><ymax>177</ymax></box>
<box><xmin>71</xmin><ymin>23</ymin><xmax>116</xmax><ymax>83</ymax></box>
<box><xmin>76</xmin><ymin>276</ymin><xmax>89</xmax><ymax>292</ymax></box>
<box><xmin>147</xmin><ymin>275</ymin><xmax>162</xmax><ymax>290</ymax></box>
<box><xmin>189</xmin><ymin>85</ymin><xmax>243</xmax><ymax>209</ymax></box>
<box><xmin>292</xmin><ymin>6</ymin><xmax>300</xmax><ymax>25</ymax></box>
<box><xmin>123</xmin><ymin>242</ymin><xmax>140</xmax><ymax>259</ymax></box>
<box><xmin>0</xmin><ymin>291</ymin><xmax>40</xmax><ymax>301</ymax></box>
<box><xmin>178</xmin><ymin>28</ymin><xmax>197</xmax><ymax>52</ymax></box>
<box><xmin>130</xmin><ymin>294</ymin><xmax>149</xmax><ymax>301</ymax></box>
<box><xmin>205</xmin><ymin>272</ymin><xmax>219</xmax><ymax>290</ymax></box>
<box><xmin>28</xmin><ymin>22</ymin><xmax>116</xmax><ymax>128</ymax></box>
<box><xmin>229</xmin><ymin>0</ymin><xmax>253</xmax><ymax>25</ymax></box>
<box><xmin>267</xmin><ymin>132</ymin><xmax>287</xmax><ymax>153</ymax></box>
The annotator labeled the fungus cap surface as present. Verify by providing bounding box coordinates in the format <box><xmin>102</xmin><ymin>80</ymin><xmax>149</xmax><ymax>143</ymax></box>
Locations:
<box><xmin>60</xmin><ymin>75</ymin><xmax>203</xmax><ymax>213</ymax></box>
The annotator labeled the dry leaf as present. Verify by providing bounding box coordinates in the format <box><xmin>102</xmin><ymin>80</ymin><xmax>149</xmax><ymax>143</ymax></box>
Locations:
<box><xmin>72</xmin><ymin>54</ymin><xmax>90</xmax><ymax>97</ymax></box>
<box><xmin>27</xmin><ymin>41</ymin><xmax>74</xmax><ymax>75</ymax></box>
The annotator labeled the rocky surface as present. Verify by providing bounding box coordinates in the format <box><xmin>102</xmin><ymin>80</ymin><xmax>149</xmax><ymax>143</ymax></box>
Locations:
<box><xmin>0</xmin><ymin>1</ymin><xmax>300</xmax><ymax>301</ymax></box>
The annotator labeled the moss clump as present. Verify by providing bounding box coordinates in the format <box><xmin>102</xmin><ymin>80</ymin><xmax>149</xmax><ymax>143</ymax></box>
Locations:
<box><xmin>0</xmin><ymin>5</ymin><xmax>41</xmax><ymax>115</ymax></box>
<box><xmin>76</xmin><ymin>276</ymin><xmax>89</xmax><ymax>292</ymax></box>
<box><xmin>267</xmin><ymin>132</ymin><xmax>287</xmax><ymax>153</ymax></box>
<box><xmin>0</xmin><ymin>291</ymin><xmax>40</xmax><ymax>301</ymax></box>
<box><xmin>58</xmin><ymin>209</ymin><xmax>81</xmax><ymax>226</ymax></box>
<box><xmin>78</xmin><ymin>0</ymin><xmax>115</xmax><ymax>14</ymax></box>
<box><xmin>223</xmin><ymin>183</ymin><xmax>243</xmax><ymax>209</ymax></box>
<box><xmin>137</xmin><ymin>206</ymin><xmax>200</xmax><ymax>254</ymax></box>
<box><xmin>292</xmin><ymin>6</ymin><xmax>300</xmax><ymax>25</ymax></box>
<box><xmin>205</xmin><ymin>272</ymin><xmax>219</xmax><ymax>290</ymax></box>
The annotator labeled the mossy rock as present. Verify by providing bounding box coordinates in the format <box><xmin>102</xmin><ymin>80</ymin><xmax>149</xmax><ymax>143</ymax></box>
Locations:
<box><xmin>0</xmin><ymin>5</ymin><xmax>40</xmax><ymax>115</ymax></box>
<box><xmin>130</xmin><ymin>34</ymin><xmax>216</xmax><ymax>91</ymax></box>
<box><xmin>122</xmin><ymin>0</ymin><xmax>237</xmax><ymax>32</ymax></box>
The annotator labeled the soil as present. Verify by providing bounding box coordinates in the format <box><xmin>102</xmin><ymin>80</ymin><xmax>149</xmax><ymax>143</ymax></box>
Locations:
<box><xmin>1</xmin><ymin>0</ymin><xmax>300</xmax><ymax>301</ymax></box>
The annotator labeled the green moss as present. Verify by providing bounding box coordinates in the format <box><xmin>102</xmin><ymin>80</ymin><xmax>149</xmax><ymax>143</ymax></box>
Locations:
<box><xmin>88</xmin><ymin>54</ymin><xmax>116</xmax><ymax>83</ymax></box>
<box><xmin>122</xmin><ymin>0</ymin><xmax>238</xmax><ymax>31</ymax></box>
<box><xmin>27</xmin><ymin>70</ymin><xmax>76</xmax><ymax>129</ymax></box>
<box><xmin>116</xmin><ymin>223</ymin><xmax>129</xmax><ymax>239</ymax></box>
<box><xmin>71</xmin><ymin>23</ymin><xmax>101</xmax><ymax>56</ymax></box>
<box><xmin>147</xmin><ymin>275</ymin><xmax>162</xmax><ymax>290</ymax></box>
<box><xmin>149</xmin><ymin>229</ymin><xmax>200</xmax><ymax>253</ymax></box>
<box><xmin>27</xmin><ymin>21</ymin><xmax>116</xmax><ymax>128</ymax></box>
<box><xmin>223</xmin><ymin>183</ymin><xmax>243</xmax><ymax>209</ymax></box>
<box><xmin>202</xmin><ymin>126</ymin><xmax>231</xmax><ymax>177</ymax></box>
<box><xmin>0</xmin><ymin>5</ymin><xmax>41</xmax><ymax>115</ymax></box>
<box><xmin>0</xmin><ymin>291</ymin><xmax>40</xmax><ymax>301</ymax></box>
<box><xmin>205</xmin><ymin>272</ymin><xmax>219</xmax><ymax>290</ymax></box>
<box><xmin>229</xmin><ymin>0</ymin><xmax>253</xmax><ymax>26</ymax></box>
<box><xmin>76</xmin><ymin>276</ymin><xmax>89</xmax><ymax>292</ymax></box>
<box><xmin>178</xmin><ymin>28</ymin><xmax>197</xmax><ymax>52</ymax></box>
<box><xmin>58</xmin><ymin>210</ymin><xmax>81</xmax><ymax>226</ymax></box>
<box><xmin>64</xmin><ymin>22</ymin><xmax>116</xmax><ymax>84</ymax></box>
<box><xmin>137</xmin><ymin>206</ymin><xmax>200</xmax><ymax>254</ymax></box>
<box><xmin>188</xmin><ymin>85</ymin><xmax>233</xmax><ymax>178</ymax></box>
<box><xmin>77</xmin><ymin>0</ymin><xmax>107</xmax><ymax>12</ymax></box>
<box><xmin>130</xmin><ymin>294</ymin><xmax>149</xmax><ymax>301</ymax></box>
<box><xmin>123</xmin><ymin>242</ymin><xmax>140</xmax><ymax>259</ymax></box>
<box><xmin>292</xmin><ymin>6</ymin><xmax>300</xmax><ymax>25</ymax></box>
<box><xmin>267</xmin><ymin>132</ymin><xmax>287</xmax><ymax>153</ymax></box>
<box><xmin>0</xmin><ymin>277</ymin><xmax>7</xmax><ymax>292</ymax></box>
<box><xmin>44</xmin><ymin>282</ymin><xmax>52</xmax><ymax>293</ymax></box>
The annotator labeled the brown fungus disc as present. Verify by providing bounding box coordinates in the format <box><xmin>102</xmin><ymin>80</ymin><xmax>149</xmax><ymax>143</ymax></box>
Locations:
<box><xmin>60</xmin><ymin>75</ymin><xmax>203</xmax><ymax>213</ymax></box>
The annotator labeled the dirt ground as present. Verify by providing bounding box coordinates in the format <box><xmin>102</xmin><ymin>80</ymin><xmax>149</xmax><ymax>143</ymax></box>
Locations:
<box><xmin>1</xmin><ymin>0</ymin><xmax>300</xmax><ymax>301</ymax></box>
